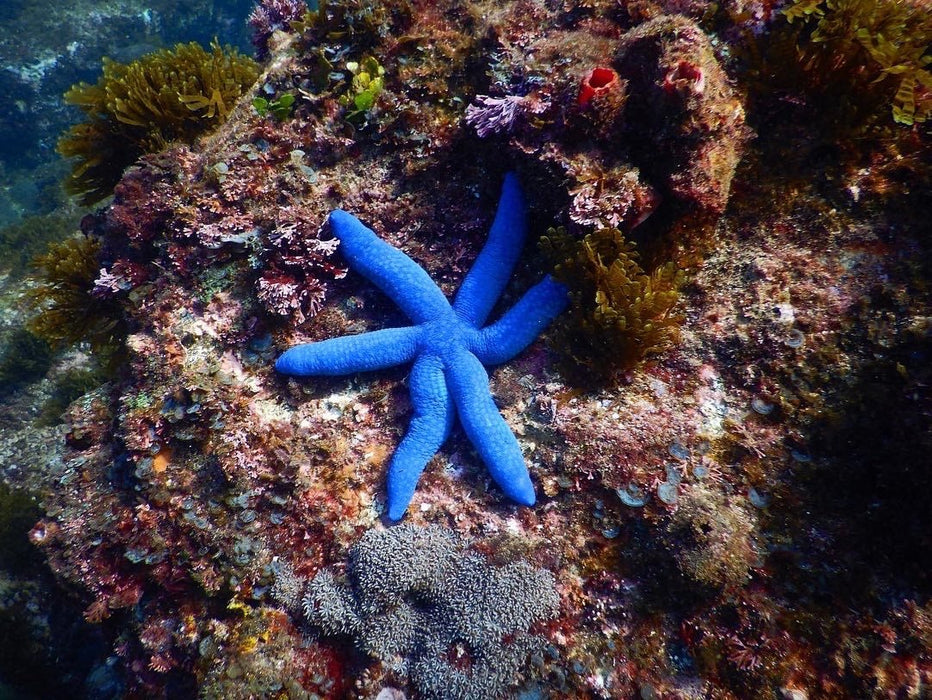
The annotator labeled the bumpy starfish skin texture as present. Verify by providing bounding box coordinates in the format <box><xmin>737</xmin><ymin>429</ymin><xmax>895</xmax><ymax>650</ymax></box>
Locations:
<box><xmin>276</xmin><ymin>174</ymin><xmax>569</xmax><ymax>520</ymax></box>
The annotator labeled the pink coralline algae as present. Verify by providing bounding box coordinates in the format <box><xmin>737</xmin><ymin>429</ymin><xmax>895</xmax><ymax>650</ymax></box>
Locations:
<box><xmin>255</xmin><ymin>220</ymin><xmax>346</xmax><ymax>325</ymax></box>
<box><xmin>465</xmin><ymin>94</ymin><xmax>549</xmax><ymax>138</ymax></box>
<box><xmin>256</xmin><ymin>271</ymin><xmax>323</xmax><ymax>324</ymax></box>
<box><xmin>566</xmin><ymin>158</ymin><xmax>661</xmax><ymax>230</ymax></box>
<box><xmin>86</xmin><ymin>139</ymin><xmax>346</xmax><ymax>326</ymax></box>
<box><xmin>92</xmin><ymin>260</ymin><xmax>148</xmax><ymax>297</ymax></box>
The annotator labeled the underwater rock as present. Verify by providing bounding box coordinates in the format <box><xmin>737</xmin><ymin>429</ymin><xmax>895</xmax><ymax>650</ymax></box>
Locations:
<box><xmin>615</xmin><ymin>15</ymin><xmax>752</xmax><ymax>216</ymax></box>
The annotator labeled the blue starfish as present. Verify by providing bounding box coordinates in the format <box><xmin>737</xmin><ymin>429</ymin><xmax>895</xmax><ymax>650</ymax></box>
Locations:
<box><xmin>276</xmin><ymin>173</ymin><xmax>568</xmax><ymax>520</ymax></box>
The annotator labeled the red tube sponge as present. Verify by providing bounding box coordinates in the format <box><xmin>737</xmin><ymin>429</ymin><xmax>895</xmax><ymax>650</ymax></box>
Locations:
<box><xmin>578</xmin><ymin>67</ymin><xmax>622</xmax><ymax>108</ymax></box>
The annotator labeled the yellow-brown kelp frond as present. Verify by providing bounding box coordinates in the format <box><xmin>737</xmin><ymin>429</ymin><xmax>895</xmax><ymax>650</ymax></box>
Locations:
<box><xmin>27</xmin><ymin>236</ymin><xmax>124</xmax><ymax>358</ymax></box>
<box><xmin>542</xmin><ymin>227</ymin><xmax>684</xmax><ymax>384</ymax></box>
<box><xmin>783</xmin><ymin>0</ymin><xmax>932</xmax><ymax>126</ymax></box>
<box><xmin>57</xmin><ymin>42</ymin><xmax>259</xmax><ymax>205</ymax></box>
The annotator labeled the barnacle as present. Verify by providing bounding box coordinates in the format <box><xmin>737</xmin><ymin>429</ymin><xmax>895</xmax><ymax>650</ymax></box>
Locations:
<box><xmin>27</xmin><ymin>236</ymin><xmax>124</xmax><ymax>358</ymax></box>
<box><xmin>662</xmin><ymin>483</ymin><xmax>760</xmax><ymax>589</ymax></box>
<box><xmin>542</xmin><ymin>226</ymin><xmax>684</xmax><ymax>383</ymax></box>
<box><xmin>781</xmin><ymin>0</ymin><xmax>932</xmax><ymax>126</ymax></box>
<box><xmin>57</xmin><ymin>41</ymin><xmax>259</xmax><ymax>205</ymax></box>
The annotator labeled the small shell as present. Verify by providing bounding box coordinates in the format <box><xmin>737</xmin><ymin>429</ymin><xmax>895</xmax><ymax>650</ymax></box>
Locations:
<box><xmin>657</xmin><ymin>481</ymin><xmax>679</xmax><ymax>505</ymax></box>
<box><xmin>785</xmin><ymin>329</ymin><xmax>805</xmax><ymax>348</ymax></box>
<box><xmin>751</xmin><ymin>397</ymin><xmax>775</xmax><ymax>415</ymax></box>
<box><xmin>748</xmin><ymin>487</ymin><xmax>770</xmax><ymax>508</ymax></box>
<box><xmin>617</xmin><ymin>483</ymin><xmax>650</xmax><ymax>507</ymax></box>
<box><xmin>668</xmin><ymin>442</ymin><xmax>690</xmax><ymax>460</ymax></box>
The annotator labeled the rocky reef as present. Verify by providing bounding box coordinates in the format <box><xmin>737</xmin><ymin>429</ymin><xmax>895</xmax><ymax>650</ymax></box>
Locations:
<box><xmin>1</xmin><ymin>0</ymin><xmax>930</xmax><ymax>697</ymax></box>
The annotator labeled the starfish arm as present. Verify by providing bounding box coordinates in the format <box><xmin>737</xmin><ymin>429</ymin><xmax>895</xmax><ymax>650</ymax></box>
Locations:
<box><xmin>443</xmin><ymin>346</ymin><xmax>536</xmax><ymax>506</ymax></box>
<box><xmin>386</xmin><ymin>354</ymin><xmax>455</xmax><ymax>521</ymax></box>
<box><xmin>453</xmin><ymin>172</ymin><xmax>529</xmax><ymax>327</ymax></box>
<box><xmin>329</xmin><ymin>210</ymin><xmax>451</xmax><ymax>324</ymax></box>
<box><xmin>469</xmin><ymin>275</ymin><xmax>569</xmax><ymax>365</ymax></box>
<box><xmin>275</xmin><ymin>326</ymin><xmax>422</xmax><ymax>376</ymax></box>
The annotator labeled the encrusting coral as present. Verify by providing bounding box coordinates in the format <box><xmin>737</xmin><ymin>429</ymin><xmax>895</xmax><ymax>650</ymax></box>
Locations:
<box><xmin>57</xmin><ymin>41</ymin><xmax>259</xmax><ymax>205</ymax></box>
<box><xmin>295</xmin><ymin>524</ymin><xmax>560</xmax><ymax>700</ymax></box>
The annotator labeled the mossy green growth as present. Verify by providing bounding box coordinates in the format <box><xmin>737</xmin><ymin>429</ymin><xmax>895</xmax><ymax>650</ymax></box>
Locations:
<box><xmin>541</xmin><ymin>227</ymin><xmax>684</xmax><ymax>384</ymax></box>
<box><xmin>0</xmin><ymin>327</ymin><xmax>52</xmax><ymax>397</ymax></box>
<box><xmin>293</xmin><ymin>0</ymin><xmax>411</xmax><ymax>51</ymax></box>
<box><xmin>0</xmin><ymin>482</ymin><xmax>42</xmax><ymax>569</ymax></box>
<box><xmin>57</xmin><ymin>41</ymin><xmax>259</xmax><ymax>205</ymax></box>
<box><xmin>0</xmin><ymin>212</ymin><xmax>81</xmax><ymax>280</ymax></box>
<box><xmin>783</xmin><ymin>0</ymin><xmax>931</xmax><ymax>125</ymax></box>
<box><xmin>37</xmin><ymin>367</ymin><xmax>104</xmax><ymax>426</ymax></box>
<box><xmin>27</xmin><ymin>236</ymin><xmax>124</xmax><ymax>360</ymax></box>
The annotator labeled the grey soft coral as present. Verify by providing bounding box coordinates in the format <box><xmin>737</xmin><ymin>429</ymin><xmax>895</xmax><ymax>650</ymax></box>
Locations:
<box><xmin>299</xmin><ymin>524</ymin><xmax>560</xmax><ymax>700</ymax></box>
